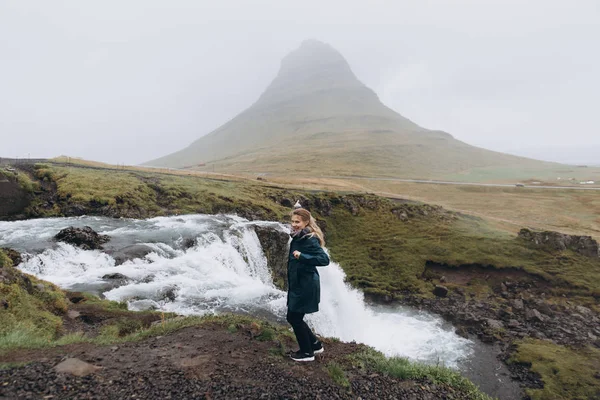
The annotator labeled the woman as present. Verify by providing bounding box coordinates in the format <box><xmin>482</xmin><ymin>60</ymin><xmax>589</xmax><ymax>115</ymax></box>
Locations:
<box><xmin>286</xmin><ymin>207</ymin><xmax>330</xmax><ymax>362</ymax></box>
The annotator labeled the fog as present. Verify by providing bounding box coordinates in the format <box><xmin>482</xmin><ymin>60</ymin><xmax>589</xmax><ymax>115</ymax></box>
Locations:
<box><xmin>1</xmin><ymin>0</ymin><xmax>599</xmax><ymax>165</ymax></box>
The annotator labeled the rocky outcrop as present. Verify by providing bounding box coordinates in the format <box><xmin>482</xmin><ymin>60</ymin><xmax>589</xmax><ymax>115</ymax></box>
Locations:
<box><xmin>1</xmin><ymin>248</ymin><xmax>22</xmax><ymax>266</ymax></box>
<box><xmin>54</xmin><ymin>226</ymin><xmax>110</xmax><ymax>250</ymax></box>
<box><xmin>518</xmin><ymin>228</ymin><xmax>599</xmax><ymax>257</ymax></box>
<box><xmin>0</xmin><ymin>172</ymin><xmax>32</xmax><ymax>219</ymax></box>
<box><xmin>253</xmin><ymin>225</ymin><xmax>290</xmax><ymax>290</ymax></box>
<box><xmin>54</xmin><ymin>358</ymin><xmax>102</xmax><ymax>377</ymax></box>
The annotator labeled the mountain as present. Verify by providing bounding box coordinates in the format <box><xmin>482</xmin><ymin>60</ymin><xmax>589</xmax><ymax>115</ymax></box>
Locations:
<box><xmin>145</xmin><ymin>40</ymin><xmax>570</xmax><ymax>180</ymax></box>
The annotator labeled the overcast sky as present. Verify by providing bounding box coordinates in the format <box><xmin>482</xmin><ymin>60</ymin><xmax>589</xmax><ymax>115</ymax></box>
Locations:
<box><xmin>1</xmin><ymin>0</ymin><xmax>599</xmax><ymax>165</ymax></box>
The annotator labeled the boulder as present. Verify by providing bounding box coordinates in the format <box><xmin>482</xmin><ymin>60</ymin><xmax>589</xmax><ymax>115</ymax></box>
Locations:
<box><xmin>54</xmin><ymin>358</ymin><xmax>102</xmax><ymax>377</ymax></box>
<box><xmin>253</xmin><ymin>225</ymin><xmax>290</xmax><ymax>290</ymax></box>
<box><xmin>525</xmin><ymin>308</ymin><xmax>545</xmax><ymax>322</ymax></box>
<box><xmin>518</xmin><ymin>228</ymin><xmax>599</xmax><ymax>257</ymax></box>
<box><xmin>54</xmin><ymin>226</ymin><xmax>110</xmax><ymax>250</ymax></box>
<box><xmin>433</xmin><ymin>285</ymin><xmax>448</xmax><ymax>298</ymax></box>
<box><xmin>110</xmin><ymin>244</ymin><xmax>154</xmax><ymax>265</ymax></box>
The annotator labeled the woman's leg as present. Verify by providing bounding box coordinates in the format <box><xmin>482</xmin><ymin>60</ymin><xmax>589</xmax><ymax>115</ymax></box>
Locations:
<box><xmin>286</xmin><ymin>310</ymin><xmax>313</xmax><ymax>354</ymax></box>
<box><xmin>302</xmin><ymin>320</ymin><xmax>318</xmax><ymax>344</ymax></box>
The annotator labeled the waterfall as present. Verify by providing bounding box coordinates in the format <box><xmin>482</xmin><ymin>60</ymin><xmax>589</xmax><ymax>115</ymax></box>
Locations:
<box><xmin>0</xmin><ymin>214</ymin><xmax>472</xmax><ymax>367</ymax></box>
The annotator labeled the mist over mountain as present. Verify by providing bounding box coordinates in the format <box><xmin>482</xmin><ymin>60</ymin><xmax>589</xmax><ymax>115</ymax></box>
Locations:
<box><xmin>146</xmin><ymin>40</ymin><xmax>564</xmax><ymax>179</ymax></box>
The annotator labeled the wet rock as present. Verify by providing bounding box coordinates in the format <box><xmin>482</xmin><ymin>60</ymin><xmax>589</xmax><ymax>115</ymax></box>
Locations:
<box><xmin>110</xmin><ymin>244</ymin><xmax>154</xmax><ymax>265</ymax></box>
<box><xmin>54</xmin><ymin>358</ymin><xmax>102</xmax><ymax>377</ymax></box>
<box><xmin>182</xmin><ymin>237</ymin><xmax>196</xmax><ymax>249</ymax></box>
<box><xmin>433</xmin><ymin>285</ymin><xmax>448</xmax><ymax>297</ymax></box>
<box><xmin>253</xmin><ymin>225</ymin><xmax>289</xmax><ymax>290</ymax></box>
<box><xmin>54</xmin><ymin>226</ymin><xmax>110</xmax><ymax>250</ymax></box>
<box><xmin>158</xmin><ymin>285</ymin><xmax>179</xmax><ymax>302</ymax></box>
<box><xmin>518</xmin><ymin>228</ymin><xmax>599</xmax><ymax>257</ymax></box>
<box><xmin>102</xmin><ymin>273</ymin><xmax>129</xmax><ymax>281</ymax></box>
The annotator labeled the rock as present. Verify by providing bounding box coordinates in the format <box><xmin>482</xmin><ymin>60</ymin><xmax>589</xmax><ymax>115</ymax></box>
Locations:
<box><xmin>511</xmin><ymin>299</ymin><xmax>524</xmax><ymax>311</ymax></box>
<box><xmin>0</xmin><ymin>248</ymin><xmax>22</xmax><ymax>266</ymax></box>
<box><xmin>253</xmin><ymin>225</ymin><xmax>290</xmax><ymax>290</ymax></box>
<box><xmin>67</xmin><ymin>310</ymin><xmax>81</xmax><ymax>319</ymax></box>
<box><xmin>54</xmin><ymin>358</ymin><xmax>101</xmax><ymax>377</ymax></box>
<box><xmin>102</xmin><ymin>273</ymin><xmax>129</xmax><ymax>281</ymax></box>
<box><xmin>54</xmin><ymin>226</ymin><xmax>110</xmax><ymax>250</ymax></box>
<box><xmin>525</xmin><ymin>308</ymin><xmax>545</xmax><ymax>322</ymax></box>
<box><xmin>433</xmin><ymin>285</ymin><xmax>448</xmax><ymax>297</ymax></box>
<box><xmin>531</xmin><ymin>330</ymin><xmax>547</xmax><ymax>339</ymax></box>
<box><xmin>486</xmin><ymin>319</ymin><xmax>504</xmax><ymax>330</ymax></box>
<box><xmin>508</xmin><ymin>319</ymin><xmax>521</xmax><ymax>328</ymax></box>
<box><xmin>109</xmin><ymin>244</ymin><xmax>154</xmax><ymax>265</ymax></box>
<box><xmin>533</xmin><ymin>301</ymin><xmax>553</xmax><ymax>316</ymax></box>
<box><xmin>575</xmin><ymin>305</ymin><xmax>592</xmax><ymax>315</ymax></box>
<box><xmin>279</xmin><ymin>198</ymin><xmax>293</xmax><ymax>208</ymax></box>
<box><xmin>439</xmin><ymin>275</ymin><xmax>447</xmax><ymax>283</ymax></box>
<box><xmin>588</xmin><ymin>332</ymin><xmax>598</xmax><ymax>340</ymax></box>
<box><xmin>182</xmin><ymin>238</ymin><xmax>196</xmax><ymax>249</ymax></box>
<box><xmin>518</xmin><ymin>228</ymin><xmax>599</xmax><ymax>257</ymax></box>
<box><xmin>157</xmin><ymin>285</ymin><xmax>179</xmax><ymax>302</ymax></box>
<box><xmin>66</xmin><ymin>291</ymin><xmax>86</xmax><ymax>304</ymax></box>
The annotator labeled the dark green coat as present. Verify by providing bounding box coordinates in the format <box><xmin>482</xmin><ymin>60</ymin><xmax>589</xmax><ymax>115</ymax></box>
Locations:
<box><xmin>287</xmin><ymin>232</ymin><xmax>330</xmax><ymax>314</ymax></box>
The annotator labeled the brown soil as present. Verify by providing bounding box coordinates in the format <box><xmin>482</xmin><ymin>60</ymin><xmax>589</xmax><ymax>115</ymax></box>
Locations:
<box><xmin>0</xmin><ymin>324</ymin><xmax>468</xmax><ymax>400</ymax></box>
<box><xmin>424</xmin><ymin>261</ymin><xmax>550</xmax><ymax>289</ymax></box>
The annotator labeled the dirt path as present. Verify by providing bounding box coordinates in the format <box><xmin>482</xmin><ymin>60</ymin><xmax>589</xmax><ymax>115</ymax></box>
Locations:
<box><xmin>0</xmin><ymin>324</ymin><xmax>470</xmax><ymax>400</ymax></box>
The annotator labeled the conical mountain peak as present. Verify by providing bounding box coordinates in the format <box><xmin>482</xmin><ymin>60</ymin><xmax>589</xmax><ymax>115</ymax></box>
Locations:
<box><xmin>257</xmin><ymin>40</ymin><xmax>363</xmax><ymax>105</ymax></box>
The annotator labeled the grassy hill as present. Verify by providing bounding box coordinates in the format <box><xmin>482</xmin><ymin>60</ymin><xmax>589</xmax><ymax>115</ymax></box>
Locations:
<box><xmin>144</xmin><ymin>40</ymin><xmax>600</xmax><ymax>182</ymax></box>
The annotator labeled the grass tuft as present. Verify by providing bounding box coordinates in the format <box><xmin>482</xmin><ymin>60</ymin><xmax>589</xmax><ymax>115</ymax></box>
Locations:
<box><xmin>350</xmin><ymin>347</ymin><xmax>492</xmax><ymax>400</ymax></box>
<box><xmin>325</xmin><ymin>362</ymin><xmax>351</xmax><ymax>389</ymax></box>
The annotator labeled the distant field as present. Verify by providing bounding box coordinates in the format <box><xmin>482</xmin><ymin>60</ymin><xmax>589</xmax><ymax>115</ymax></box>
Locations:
<box><xmin>266</xmin><ymin>176</ymin><xmax>600</xmax><ymax>240</ymax></box>
<box><xmin>441</xmin><ymin>164</ymin><xmax>600</xmax><ymax>184</ymax></box>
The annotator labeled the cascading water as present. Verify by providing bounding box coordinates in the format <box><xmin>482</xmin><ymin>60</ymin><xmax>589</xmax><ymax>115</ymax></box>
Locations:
<box><xmin>0</xmin><ymin>214</ymin><xmax>472</xmax><ymax>368</ymax></box>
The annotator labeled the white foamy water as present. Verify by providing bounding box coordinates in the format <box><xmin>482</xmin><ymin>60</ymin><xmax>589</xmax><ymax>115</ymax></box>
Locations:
<box><xmin>0</xmin><ymin>214</ymin><xmax>472</xmax><ymax>367</ymax></box>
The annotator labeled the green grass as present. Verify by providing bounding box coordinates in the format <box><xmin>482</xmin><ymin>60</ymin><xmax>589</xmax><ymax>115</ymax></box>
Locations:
<box><xmin>322</xmin><ymin>203</ymin><xmax>600</xmax><ymax>299</ymax></box>
<box><xmin>26</xmin><ymin>164</ymin><xmax>290</xmax><ymax>220</ymax></box>
<box><xmin>15</xmin><ymin>171</ymin><xmax>39</xmax><ymax>193</ymax></box>
<box><xmin>351</xmin><ymin>347</ymin><xmax>493</xmax><ymax>400</ymax></box>
<box><xmin>325</xmin><ymin>362</ymin><xmax>351</xmax><ymax>389</ymax></box>
<box><xmin>510</xmin><ymin>339</ymin><xmax>600</xmax><ymax>400</ymax></box>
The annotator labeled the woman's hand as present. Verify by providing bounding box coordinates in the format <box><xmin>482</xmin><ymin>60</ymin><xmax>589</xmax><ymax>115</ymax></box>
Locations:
<box><xmin>293</xmin><ymin>250</ymin><xmax>301</xmax><ymax>259</ymax></box>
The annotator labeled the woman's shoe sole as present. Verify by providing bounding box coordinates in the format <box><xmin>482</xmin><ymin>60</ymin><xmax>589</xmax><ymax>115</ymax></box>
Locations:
<box><xmin>291</xmin><ymin>355</ymin><xmax>315</xmax><ymax>362</ymax></box>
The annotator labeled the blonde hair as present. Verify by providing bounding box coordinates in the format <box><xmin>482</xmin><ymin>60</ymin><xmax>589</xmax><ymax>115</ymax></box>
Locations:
<box><xmin>291</xmin><ymin>208</ymin><xmax>325</xmax><ymax>247</ymax></box>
